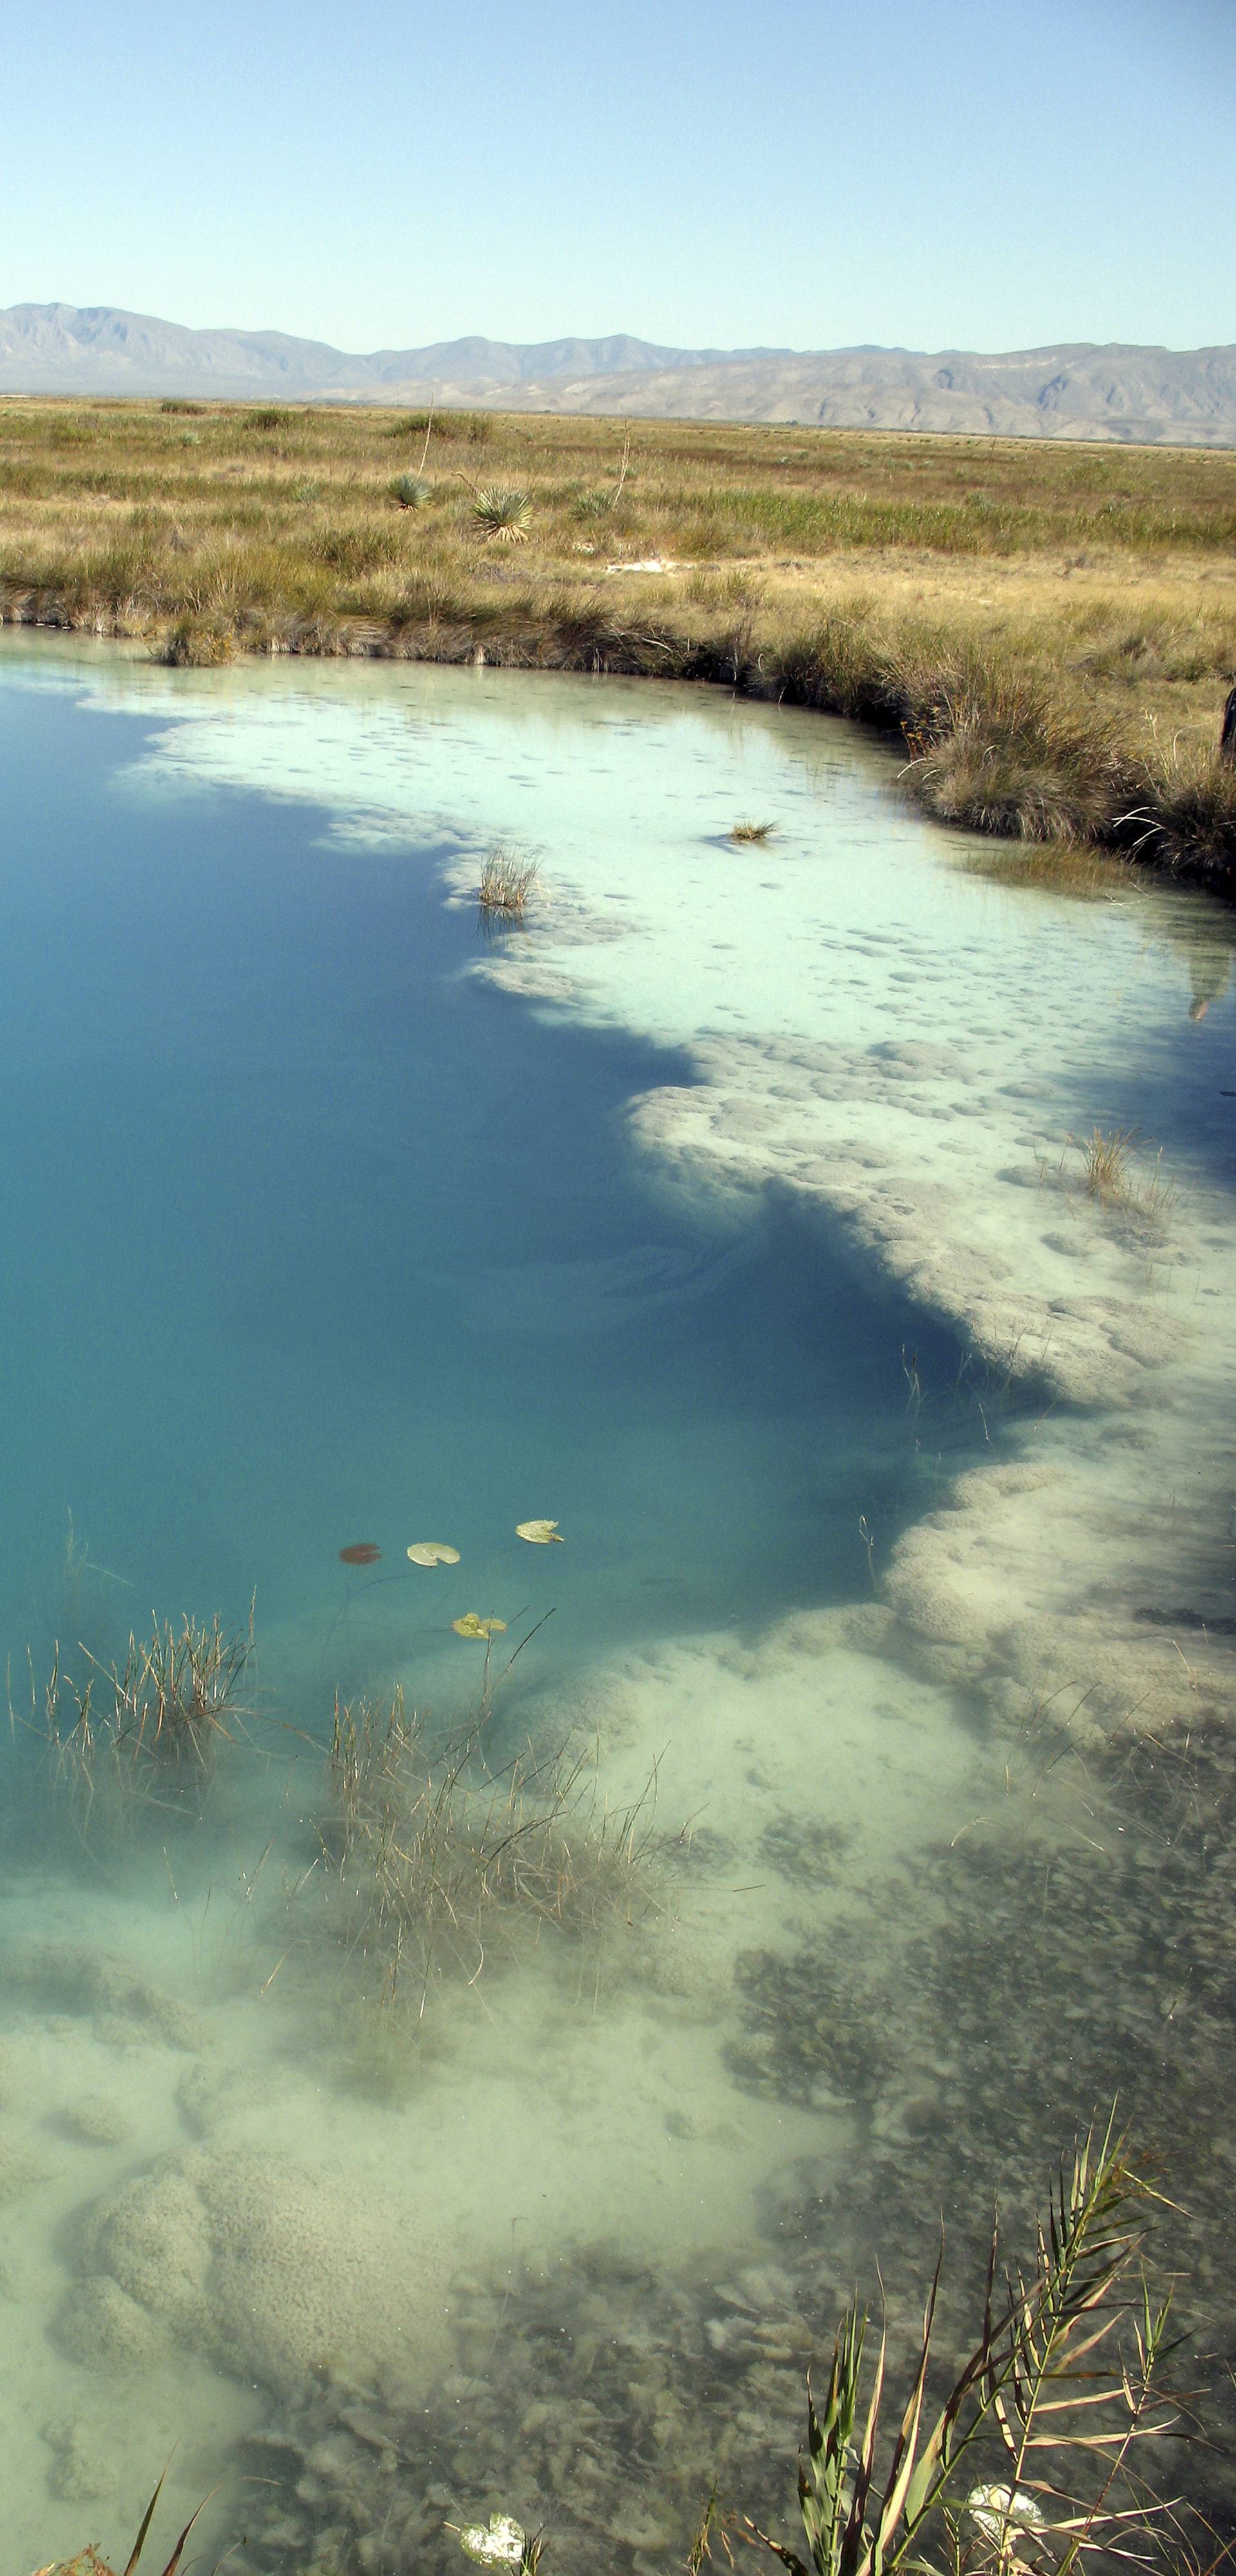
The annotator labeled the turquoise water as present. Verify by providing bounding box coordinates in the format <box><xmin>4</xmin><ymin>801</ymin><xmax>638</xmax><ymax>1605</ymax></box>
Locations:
<box><xmin>0</xmin><ymin>639</ymin><xmax>1233</xmax><ymax>2575</ymax></box>
<box><xmin>0</xmin><ymin>663</ymin><xmax>971</xmax><ymax>1763</ymax></box>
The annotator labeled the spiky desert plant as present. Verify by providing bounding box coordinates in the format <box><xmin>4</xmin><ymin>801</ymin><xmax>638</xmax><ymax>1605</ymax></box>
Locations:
<box><xmin>744</xmin><ymin>2119</ymin><xmax>1186</xmax><ymax>2576</ymax></box>
<box><xmin>473</xmin><ymin>486</ymin><xmax>532</xmax><ymax>542</ymax></box>
<box><xmin>391</xmin><ymin>473</ymin><xmax>432</xmax><ymax>509</ymax></box>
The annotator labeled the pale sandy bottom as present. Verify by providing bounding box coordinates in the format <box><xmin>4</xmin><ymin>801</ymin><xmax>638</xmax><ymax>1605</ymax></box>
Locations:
<box><xmin>1</xmin><ymin>1604</ymin><xmax>1032</xmax><ymax>2568</ymax></box>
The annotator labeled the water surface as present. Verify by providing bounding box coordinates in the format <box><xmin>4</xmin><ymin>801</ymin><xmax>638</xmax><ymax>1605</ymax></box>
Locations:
<box><xmin>0</xmin><ymin>637</ymin><xmax>1233</xmax><ymax>2575</ymax></box>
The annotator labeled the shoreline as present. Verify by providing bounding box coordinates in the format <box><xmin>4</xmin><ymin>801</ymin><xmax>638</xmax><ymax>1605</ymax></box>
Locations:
<box><xmin>1</xmin><ymin>393</ymin><xmax>1233</xmax><ymax>893</ymax></box>
<box><xmin>3</xmin><ymin>586</ymin><xmax>1234</xmax><ymax>893</ymax></box>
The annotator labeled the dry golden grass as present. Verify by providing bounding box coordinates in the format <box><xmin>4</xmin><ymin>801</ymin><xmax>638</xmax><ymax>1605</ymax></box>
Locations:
<box><xmin>1071</xmin><ymin>1127</ymin><xmax>1177</xmax><ymax>1232</ymax></box>
<box><xmin>1</xmin><ymin>396</ymin><xmax>1234</xmax><ymax>882</ymax></box>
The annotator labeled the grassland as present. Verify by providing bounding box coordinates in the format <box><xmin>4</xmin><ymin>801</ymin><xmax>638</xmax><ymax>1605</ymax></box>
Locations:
<box><xmin>2</xmin><ymin>396</ymin><xmax>1235</xmax><ymax>885</ymax></box>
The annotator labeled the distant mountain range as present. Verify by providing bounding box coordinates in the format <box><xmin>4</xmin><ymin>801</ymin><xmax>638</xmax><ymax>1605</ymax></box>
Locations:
<box><xmin>2</xmin><ymin>303</ymin><xmax>1235</xmax><ymax>444</ymax></box>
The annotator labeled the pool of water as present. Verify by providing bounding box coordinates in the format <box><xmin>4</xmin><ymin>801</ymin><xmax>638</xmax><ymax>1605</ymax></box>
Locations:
<box><xmin>1</xmin><ymin>636</ymin><xmax>1233</xmax><ymax>2575</ymax></box>
<box><xmin>0</xmin><ymin>658</ymin><xmax>974</xmax><ymax>1747</ymax></box>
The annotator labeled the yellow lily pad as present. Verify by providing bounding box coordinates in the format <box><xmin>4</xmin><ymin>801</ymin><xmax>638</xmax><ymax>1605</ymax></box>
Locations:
<box><xmin>452</xmin><ymin>1613</ymin><xmax>508</xmax><ymax>1640</ymax></box>
<box><xmin>516</xmin><ymin>1519</ymin><xmax>563</xmax><ymax>1544</ymax></box>
<box><xmin>407</xmin><ymin>1542</ymin><xmax>461</xmax><ymax>1567</ymax></box>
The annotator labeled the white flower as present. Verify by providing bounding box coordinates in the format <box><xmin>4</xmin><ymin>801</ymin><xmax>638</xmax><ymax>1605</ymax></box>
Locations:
<box><xmin>457</xmin><ymin>2512</ymin><xmax>527</xmax><ymax>2568</ymax></box>
<box><xmin>966</xmin><ymin>2484</ymin><xmax>1045</xmax><ymax>2543</ymax></box>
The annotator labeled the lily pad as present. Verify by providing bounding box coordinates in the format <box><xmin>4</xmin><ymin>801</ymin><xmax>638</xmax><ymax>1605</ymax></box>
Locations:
<box><xmin>458</xmin><ymin>2514</ymin><xmax>527</xmax><ymax>2568</ymax></box>
<box><xmin>407</xmin><ymin>1542</ymin><xmax>461</xmax><ymax>1567</ymax></box>
<box><xmin>516</xmin><ymin>1519</ymin><xmax>563</xmax><ymax>1544</ymax></box>
<box><xmin>452</xmin><ymin>1613</ymin><xmax>508</xmax><ymax>1640</ymax></box>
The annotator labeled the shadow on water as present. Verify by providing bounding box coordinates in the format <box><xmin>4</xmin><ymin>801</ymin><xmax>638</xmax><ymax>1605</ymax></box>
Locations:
<box><xmin>1056</xmin><ymin>895</ymin><xmax>1236</xmax><ymax>1191</ymax></box>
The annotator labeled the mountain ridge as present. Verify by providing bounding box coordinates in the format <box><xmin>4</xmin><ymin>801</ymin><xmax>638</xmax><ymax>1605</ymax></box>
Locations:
<box><xmin>1</xmin><ymin>303</ymin><xmax>1234</xmax><ymax>444</ymax></box>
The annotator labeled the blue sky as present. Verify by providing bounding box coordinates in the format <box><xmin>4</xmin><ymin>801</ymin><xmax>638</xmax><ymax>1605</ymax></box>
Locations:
<box><xmin>1</xmin><ymin>0</ymin><xmax>1230</xmax><ymax>352</ymax></box>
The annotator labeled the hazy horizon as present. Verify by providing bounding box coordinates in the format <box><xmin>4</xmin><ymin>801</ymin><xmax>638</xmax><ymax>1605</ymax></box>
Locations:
<box><xmin>0</xmin><ymin>0</ymin><xmax>1228</xmax><ymax>360</ymax></box>
<box><xmin>5</xmin><ymin>305</ymin><xmax>1234</xmax><ymax>361</ymax></box>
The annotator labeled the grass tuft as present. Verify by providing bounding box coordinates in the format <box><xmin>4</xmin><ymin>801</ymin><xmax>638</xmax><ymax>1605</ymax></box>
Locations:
<box><xmin>157</xmin><ymin>612</ymin><xmax>236</xmax><ymax>667</ymax></box>
<box><xmin>1119</xmin><ymin>735</ymin><xmax>1236</xmax><ymax>880</ymax></box>
<box><xmin>318</xmin><ymin>1689</ymin><xmax>671</xmax><ymax>2017</ymax></box>
<box><xmin>1071</xmin><ymin>1126</ymin><xmax>1176</xmax><ymax>1231</ymax></box>
<box><xmin>17</xmin><ymin>1605</ymin><xmax>256</xmax><ymax>1823</ymax></box>
<box><xmin>728</xmin><ymin>819</ymin><xmax>775</xmax><ymax>843</ymax></box>
<box><xmin>478</xmin><ymin>842</ymin><xmax>539</xmax><ymax>920</ymax></box>
<box><xmin>901</xmin><ymin>668</ymin><xmax>1121</xmax><ymax>844</ymax></box>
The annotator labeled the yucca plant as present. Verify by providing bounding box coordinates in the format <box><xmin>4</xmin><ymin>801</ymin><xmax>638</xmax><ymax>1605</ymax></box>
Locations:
<box><xmin>473</xmin><ymin>487</ymin><xmax>532</xmax><ymax>542</ymax></box>
<box><xmin>391</xmin><ymin>473</ymin><xmax>432</xmax><ymax>509</ymax></box>
<box><xmin>32</xmin><ymin>2470</ymin><xmax>204</xmax><ymax>2576</ymax></box>
<box><xmin>745</xmin><ymin>2121</ymin><xmax>1187</xmax><ymax>2576</ymax></box>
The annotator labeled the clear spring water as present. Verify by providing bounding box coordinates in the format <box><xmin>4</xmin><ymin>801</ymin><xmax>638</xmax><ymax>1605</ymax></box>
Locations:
<box><xmin>0</xmin><ymin>637</ymin><xmax>1233</xmax><ymax>2571</ymax></box>
<box><xmin>0</xmin><ymin>654</ymin><xmax>979</xmax><ymax>1738</ymax></box>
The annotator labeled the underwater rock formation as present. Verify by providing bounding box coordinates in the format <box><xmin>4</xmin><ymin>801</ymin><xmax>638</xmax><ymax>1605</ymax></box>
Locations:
<box><xmin>3</xmin><ymin>1936</ymin><xmax>204</xmax><ymax>2050</ymax></box>
<box><xmin>232</xmin><ymin>2241</ymin><xmax>819</xmax><ymax>2576</ymax></box>
<box><xmin>55</xmin><ymin>2272</ymin><xmax>169</xmax><ymax>2371</ymax></box>
<box><xmin>0</xmin><ymin>2126</ymin><xmax>46</xmax><ymax>2204</ymax></box>
<box><xmin>77</xmin><ymin>2145</ymin><xmax>449</xmax><ymax>2396</ymax></box>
